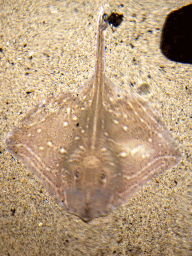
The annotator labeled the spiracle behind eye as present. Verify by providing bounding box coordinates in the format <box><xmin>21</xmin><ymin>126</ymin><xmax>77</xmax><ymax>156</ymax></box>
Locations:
<box><xmin>75</xmin><ymin>170</ymin><xmax>80</xmax><ymax>179</ymax></box>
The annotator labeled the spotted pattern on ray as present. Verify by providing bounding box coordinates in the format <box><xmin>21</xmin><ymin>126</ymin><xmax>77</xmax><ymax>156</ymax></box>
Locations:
<box><xmin>5</xmin><ymin>7</ymin><xmax>181</xmax><ymax>222</ymax></box>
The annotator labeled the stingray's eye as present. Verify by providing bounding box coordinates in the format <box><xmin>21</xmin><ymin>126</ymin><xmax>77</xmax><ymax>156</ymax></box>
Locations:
<box><xmin>100</xmin><ymin>172</ymin><xmax>106</xmax><ymax>184</ymax></box>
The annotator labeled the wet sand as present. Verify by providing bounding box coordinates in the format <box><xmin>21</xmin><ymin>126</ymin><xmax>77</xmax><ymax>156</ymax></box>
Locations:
<box><xmin>1</xmin><ymin>0</ymin><xmax>191</xmax><ymax>255</ymax></box>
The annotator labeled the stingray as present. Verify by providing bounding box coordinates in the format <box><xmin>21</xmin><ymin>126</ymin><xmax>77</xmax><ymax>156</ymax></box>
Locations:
<box><xmin>5</xmin><ymin>7</ymin><xmax>182</xmax><ymax>222</ymax></box>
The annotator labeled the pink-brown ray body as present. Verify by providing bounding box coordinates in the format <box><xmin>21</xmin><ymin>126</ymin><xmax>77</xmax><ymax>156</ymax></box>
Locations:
<box><xmin>5</xmin><ymin>7</ymin><xmax>181</xmax><ymax>221</ymax></box>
